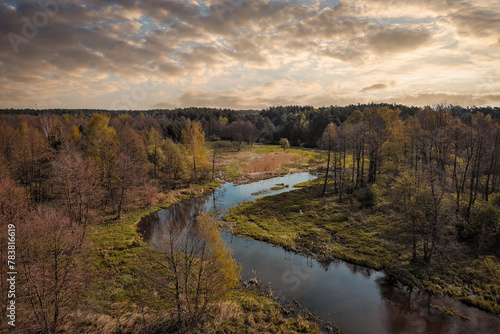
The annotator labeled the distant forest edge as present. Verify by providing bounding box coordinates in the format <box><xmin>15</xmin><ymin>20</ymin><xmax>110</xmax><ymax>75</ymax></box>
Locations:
<box><xmin>1</xmin><ymin>103</ymin><xmax>499</xmax><ymax>147</ymax></box>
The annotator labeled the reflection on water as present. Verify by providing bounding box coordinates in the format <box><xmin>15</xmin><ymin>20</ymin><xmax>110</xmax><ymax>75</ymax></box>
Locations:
<box><xmin>138</xmin><ymin>172</ymin><xmax>500</xmax><ymax>334</ymax></box>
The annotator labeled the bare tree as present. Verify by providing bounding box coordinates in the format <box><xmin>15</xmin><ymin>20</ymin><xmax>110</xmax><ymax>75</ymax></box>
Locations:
<box><xmin>150</xmin><ymin>214</ymin><xmax>240</xmax><ymax>325</ymax></box>
<box><xmin>318</xmin><ymin>123</ymin><xmax>337</xmax><ymax>197</ymax></box>
<box><xmin>20</xmin><ymin>206</ymin><xmax>85</xmax><ymax>334</ymax></box>
<box><xmin>51</xmin><ymin>150</ymin><xmax>101</xmax><ymax>227</ymax></box>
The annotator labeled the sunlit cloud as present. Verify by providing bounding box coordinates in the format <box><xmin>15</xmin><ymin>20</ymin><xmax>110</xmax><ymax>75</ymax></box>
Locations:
<box><xmin>0</xmin><ymin>0</ymin><xmax>499</xmax><ymax>109</ymax></box>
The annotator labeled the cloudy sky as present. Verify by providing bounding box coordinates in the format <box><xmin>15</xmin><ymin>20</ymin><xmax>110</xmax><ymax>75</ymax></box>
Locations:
<box><xmin>1</xmin><ymin>0</ymin><xmax>499</xmax><ymax>110</ymax></box>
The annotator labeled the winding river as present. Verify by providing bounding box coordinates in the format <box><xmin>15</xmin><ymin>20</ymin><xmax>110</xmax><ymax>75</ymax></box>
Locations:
<box><xmin>137</xmin><ymin>172</ymin><xmax>500</xmax><ymax>334</ymax></box>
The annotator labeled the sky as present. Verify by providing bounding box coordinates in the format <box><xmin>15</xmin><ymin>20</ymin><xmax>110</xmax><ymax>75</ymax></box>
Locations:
<box><xmin>0</xmin><ymin>0</ymin><xmax>499</xmax><ymax>110</ymax></box>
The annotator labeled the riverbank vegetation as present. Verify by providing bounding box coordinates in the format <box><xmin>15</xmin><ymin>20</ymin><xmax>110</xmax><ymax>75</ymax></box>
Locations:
<box><xmin>0</xmin><ymin>104</ymin><xmax>499</xmax><ymax>332</ymax></box>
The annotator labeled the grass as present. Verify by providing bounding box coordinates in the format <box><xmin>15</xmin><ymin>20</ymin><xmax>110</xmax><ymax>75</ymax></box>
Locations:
<box><xmin>432</xmin><ymin>304</ymin><xmax>471</xmax><ymax>320</ymax></box>
<box><xmin>222</xmin><ymin>178</ymin><xmax>500</xmax><ymax>315</ymax></box>
<box><xmin>83</xmin><ymin>199</ymin><xmax>325</xmax><ymax>333</ymax></box>
<box><xmin>212</xmin><ymin>289</ymin><xmax>322</xmax><ymax>333</ymax></box>
<box><xmin>223</xmin><ymin>181</ymin><xmax>393</xmax><ymax>270</ymax></box>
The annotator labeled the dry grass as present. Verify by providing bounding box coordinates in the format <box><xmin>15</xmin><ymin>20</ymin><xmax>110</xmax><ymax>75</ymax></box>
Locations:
<box><xmin>209</xmin><ymin>301</ymin><xmax>244</xmax><ymax>328</ymax></box>
<box><xmin>244</xmin><ymin>152</ymin><xmax>297</xmax><ymax>173</ymax></box>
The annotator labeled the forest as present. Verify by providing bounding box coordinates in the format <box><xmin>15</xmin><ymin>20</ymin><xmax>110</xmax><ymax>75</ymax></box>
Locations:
<box><xmin>0</xmin><ymin>103</ymin><xmax>499</xmax><ymax>333</ymax></box>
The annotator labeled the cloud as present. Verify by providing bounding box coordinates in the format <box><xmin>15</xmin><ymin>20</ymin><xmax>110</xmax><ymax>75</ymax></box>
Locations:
<box><xmin>367</xmin><ymin>28</ymin><xmax>433</xmax><ymax>54</ymax></box>
<box><xmin>449</xmin><ymin>8</ymin><xmax>500</xmax><ymax>43</ymax></box>
<box><xmin>0</xmin><ymin>0</ymin><xmax>498</xmax><ymax>109</ymax></box>
<box><xmin>393</xmin><ymin>93</ymin><xmax>500</xmax><ymax>107</ymax></box>
<box><xmin>360</xmin><ymin>83</ymin><xmax>387</xmax><ymax>93</ymax></box>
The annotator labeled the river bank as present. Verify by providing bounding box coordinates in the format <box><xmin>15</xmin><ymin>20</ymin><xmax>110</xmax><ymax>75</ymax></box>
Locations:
<box><xmin>222</xmin><ymin>177</ymin><xmax>500</xmax><ymax>317</ymax></box>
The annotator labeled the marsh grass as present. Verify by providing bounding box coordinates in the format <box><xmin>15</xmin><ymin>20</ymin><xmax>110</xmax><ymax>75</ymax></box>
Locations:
<box><xmin>245</xmin><ymin>152</ymin><xmax>298</xmax><ymax>173</ymax></box>
<box><xmin>212</xmin><ymin>143</ymin><xmax>322</xmax><ymax>182</ymax></box>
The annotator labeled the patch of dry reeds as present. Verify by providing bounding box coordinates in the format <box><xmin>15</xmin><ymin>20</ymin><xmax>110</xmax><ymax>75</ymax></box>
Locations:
<box><xmin>245</xmin><ymin>152</ymin><xmax>297</xmax><ymax>173</ymax></box>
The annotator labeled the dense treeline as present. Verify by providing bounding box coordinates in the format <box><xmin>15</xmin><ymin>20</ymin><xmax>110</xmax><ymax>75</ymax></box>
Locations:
<box><xmin>1</xmin><ymin>105</ymin><xmax>499</xmax><ymax>244</ymax></box>
<box><xmin>315</xmin><ymin>106</ymin><xmax>500</xmax><ymax>266</ymax></box>
<box><xmin>1</xmin><ymin>103</ymin><xmax>499</xmax><ymax>147</ymax></box>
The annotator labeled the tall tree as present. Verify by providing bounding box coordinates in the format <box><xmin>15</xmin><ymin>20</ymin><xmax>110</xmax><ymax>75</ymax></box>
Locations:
<box><xmin>151</xmin><ymin>214</ymin><xmax>240</xmax><ymax>323</ymax></box>
<box><xmin>14</xmin><ymin>121</ymin><xmax>53</xmax><ymax>202</ymax></box>
<box><xmin>84</xmin><ymin>113</ymin><xmax>119</xmax><ymax>204</ymax></box>
<box><xmin>51</xmin><ymin>150</ymin><xmax>101</xmax><ymax>227</ymax></box>
<box><xmin>182</xmin><ymin>119</ymin><xmax>207</xmax><ymax>181</ymax></box>
<box><xmin>20</xmin><ymin>207</ymin><xmax>85</xmax><ymax>334</ymax></box>
<box><xmin>318</xmin><ymin>123</ymin><xmax>337</xmax><ymax>197</ymax></box>
<box><xmin>162</xmin><ymin>139</ymin><xmax>189</xmax><ymax>188</ymax></box>
<box><xmin>143</xmin><ymin>127</ymin><xmax>164</xmax><ymax>179</ymax></box>
<box><xmin>364</xmin><ymin>107</ymin><xmax>400</xmax><ymax>183</ymax></box>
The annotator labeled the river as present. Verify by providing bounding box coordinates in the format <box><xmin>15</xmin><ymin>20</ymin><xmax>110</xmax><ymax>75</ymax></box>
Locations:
<box><xmin>137</xmin><ymin>172</ymin><xmax>500</xmax><ymax>334</ymax></box>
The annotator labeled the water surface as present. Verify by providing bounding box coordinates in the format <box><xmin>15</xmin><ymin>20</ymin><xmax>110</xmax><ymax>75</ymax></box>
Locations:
<box><xmin>138</xmin><ymin>173</ymin><xmax>500</xmax><ymax>334</ymax></box>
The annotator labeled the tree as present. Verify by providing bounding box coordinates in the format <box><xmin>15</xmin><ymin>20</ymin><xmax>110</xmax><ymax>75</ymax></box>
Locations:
<box><xmin>20</xmin><ymin>206</ymin><xmax>85</xmax><ymax>334</ymax></box>
<box><xmin>182</xmin><ymin>119</ymin><xmax>207</xmax><ymax>181</ymax></box>
<box><xmin>115</xmin><ymin>125</ymin><xmax>147</xmax><ymax>217</ymax></box>
<box><xmin>143</xmin><ymin>127</ymin><xmax>164</xmax><ymax>179</ymax></box>
<box><xmin>279</xmin><ymin>137</ymin><xmax>290</xmax><ymax>151</ymax></box>
<box><xmin>115</xmin><ymin>152</ymin><xmax>144</xmax><ymax>219</ymax></box>
<box><xmin>392</xmin><ymin>170</ymin><xmax>456</xmax><ymax>264</ymax></box>
<box><xmin>51</xmin><ymin>150</ymin><xmax>101</xmax><ymax>227</ymax></box>
<box><xmin>462</xmin><ymin>200</ymin><xmax>500</xmax><ymax>258</ymax></box>
<box><xmin>344</xmin><ymin>121</ymin><xmax>368</xmax><ymax>189</ymax></box>
<box><xmin>84</xmin><ymin>113</ymin><xmax>119</xmax><ymax>204</ymax></box>
<box><xmin>151</xmin><ymin>214</ymin><xmax>240</xmax><ymax>324</ymax></box>
<box><xmin>318</xmin><ymin>124</ymin><xmax>336</xmax><ymax>197</ymax></box>
<box><xmin>364</xmin><ymin>107</ymin><xmax>400</xmax><ymax>183</ymax></box>
<box><xmin>162</xmin><ymin>139</ymin><xmax>189</xmax><ymax>188</ymax></box>
<box><xmin>225</xmin><ymin>121</ymin><xmax>246</xmax><ymax>151</ymax></box>
<box><xmin>243</xmin><ymin>121</ymin><xmax>259</xmax><ymax>146</ymax></box>
<box><xmin>392</xmin><ymin>170</ymin><xmax>423</xmax><ymax>262</ymax></box>
<box><xmin>14</xmin><ymin>121</ymin><xmax>53</xmax><ymax>202</ymax></box>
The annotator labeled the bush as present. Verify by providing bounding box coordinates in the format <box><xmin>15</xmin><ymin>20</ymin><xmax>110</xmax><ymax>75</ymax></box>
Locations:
<box><xmin>354</xmin><ymin>186</ymin><xmax>378</xmax><ymax>208</ymax></box>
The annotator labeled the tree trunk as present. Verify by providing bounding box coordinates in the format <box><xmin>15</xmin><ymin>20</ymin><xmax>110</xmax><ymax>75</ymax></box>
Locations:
<box><xmin>322</xmin><ymin>148</ymin><xmax>331</xmax><ymax>197</ymax></box>
<box><xmin>360</xmin><ymin>137</ymin><xmax>365</xmax><ymax>187</ymax></box>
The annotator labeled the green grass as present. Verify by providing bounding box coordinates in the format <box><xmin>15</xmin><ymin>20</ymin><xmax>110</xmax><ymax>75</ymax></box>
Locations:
<box><xmin>224</xmin><ymin>186</ymin><xmax>393</xmax><ymax>270</ymax></box>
